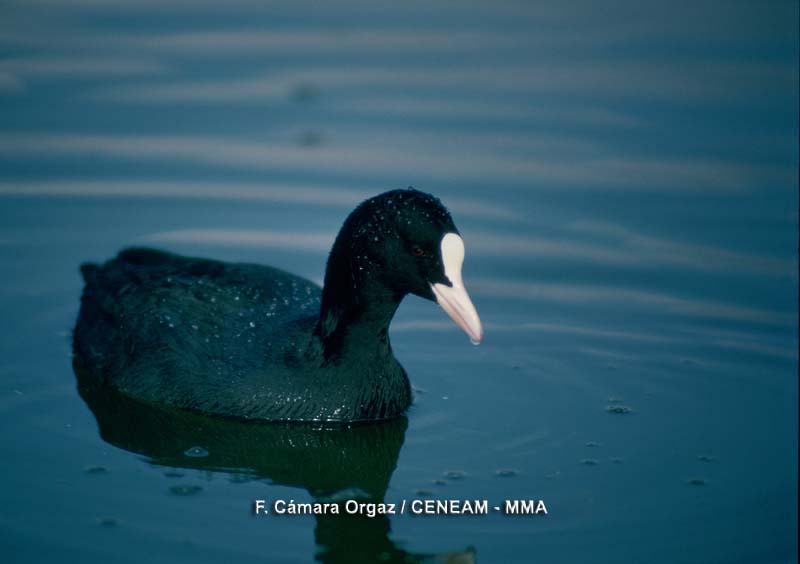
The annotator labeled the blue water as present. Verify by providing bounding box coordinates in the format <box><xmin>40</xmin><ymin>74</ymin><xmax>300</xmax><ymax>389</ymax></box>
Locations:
<box><xmin>0</xmin><ymin>1</ymin><xmax>797</xmax><ymax>563</ymax></box>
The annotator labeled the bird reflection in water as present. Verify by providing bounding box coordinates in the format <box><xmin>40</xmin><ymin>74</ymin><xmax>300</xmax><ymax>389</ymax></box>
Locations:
<box><xmin>73</xmin><ymin>360</ymin><xmax>476</xmax><ymax>564</ymax></box>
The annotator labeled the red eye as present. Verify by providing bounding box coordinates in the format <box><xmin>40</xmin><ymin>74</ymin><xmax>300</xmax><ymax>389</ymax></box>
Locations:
<box><xmin>413</xmin><ymin>247</ymin><xmax>425</xmax><ymax>257</ymax></box>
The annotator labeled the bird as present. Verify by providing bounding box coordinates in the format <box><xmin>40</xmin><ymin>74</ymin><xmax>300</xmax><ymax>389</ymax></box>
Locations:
<box><xmin>73</xmin><ymin>188</ymin><xmax>483</xmax><ymax>423</ymax></box>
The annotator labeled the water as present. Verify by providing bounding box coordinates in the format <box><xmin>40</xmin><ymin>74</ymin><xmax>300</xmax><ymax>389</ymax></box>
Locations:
<box><xmin>0</xmin><ymin>1</ymin><xmax>797</xmax><ymax>563</ymax></box>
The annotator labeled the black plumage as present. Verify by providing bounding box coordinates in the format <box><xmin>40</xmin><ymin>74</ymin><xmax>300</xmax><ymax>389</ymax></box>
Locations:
<box><xmin>73</xmin><ymin>188</ymin><xmax>471</xmax><ymax>422</ymax></box>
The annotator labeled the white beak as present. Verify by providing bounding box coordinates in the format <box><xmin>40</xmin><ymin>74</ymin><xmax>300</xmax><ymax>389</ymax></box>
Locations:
<box><xmin>430</xmin><ymin>233</ymin><xmax>483</xmax><ymax>344</ymax></box>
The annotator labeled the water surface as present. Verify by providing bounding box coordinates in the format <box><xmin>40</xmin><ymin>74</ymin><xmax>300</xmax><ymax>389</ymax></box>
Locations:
<box><xmin>0</xmin><ymin>1</ymin><xmax>797</xmax><ymax>563</ymax></box>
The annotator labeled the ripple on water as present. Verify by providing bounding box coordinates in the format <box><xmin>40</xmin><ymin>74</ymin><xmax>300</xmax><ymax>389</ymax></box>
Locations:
<box><xmin>495</xmin><ymin>469</ymin><xmax>518</xmax><ymax>477</ymax></box>
<box><xmin>443</xmin><ymin>470</ymin><xmax>466</xmax><ymax>480</ymax></box>
<box><xmin>606</xmin><ymin>405</ymin><xmax>632</xmax><ymax>414</ymax></box>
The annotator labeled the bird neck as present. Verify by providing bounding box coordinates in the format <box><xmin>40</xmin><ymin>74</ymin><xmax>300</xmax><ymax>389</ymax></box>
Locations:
<box><xmin>314</xmin><ymin>248</ymin><xmax>403</xmax><ymax>362</ymax></box>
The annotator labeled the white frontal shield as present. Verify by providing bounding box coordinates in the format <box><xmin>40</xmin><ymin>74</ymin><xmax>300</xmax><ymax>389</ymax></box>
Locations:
<box><xmin>429</xmin><ymin>233</ymin><xmax>483</xmax><ymax>344</ymax></box>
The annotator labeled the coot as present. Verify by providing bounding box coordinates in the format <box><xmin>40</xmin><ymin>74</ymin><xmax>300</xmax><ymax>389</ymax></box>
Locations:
<box><xmin>73</xmin><ymin>188</ymin><xmax>482</xmax><ymax>422</ymax></box>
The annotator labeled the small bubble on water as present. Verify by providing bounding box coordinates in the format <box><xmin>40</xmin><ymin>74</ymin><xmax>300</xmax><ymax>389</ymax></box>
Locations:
<box><xmin>249</xmin><ymin>321</ymin><xmax>255</xmax><ymax>328</ymax></box>
<box><xmin>229</xmin><ymin>473</ymin><xmax>252</xmax><ymax>484</ymax></box>
<box><xmin>183</xmin><ymin>446</ymin><xmax>209</xmax><ymax>458</ymax></box>
<box><xmin>97</xmin><ymin>517</ymin><xmax>119</xmax><ymax>528</ymax></box>
<box><xmin>169</xmin><ymin>485</ymin><xmax>203</xmax><ymax>496</ymax></box>
<box><xmin>84</xmin><ymin>465</ymin><xmax>109</xmax><ymax>475</ymax></box>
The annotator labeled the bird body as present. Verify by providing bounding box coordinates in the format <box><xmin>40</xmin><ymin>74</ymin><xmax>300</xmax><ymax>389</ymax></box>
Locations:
<box><xmin>73</xmin><ymin>189</ymin><xmax>481</xmax><ymax>422</ymax></box>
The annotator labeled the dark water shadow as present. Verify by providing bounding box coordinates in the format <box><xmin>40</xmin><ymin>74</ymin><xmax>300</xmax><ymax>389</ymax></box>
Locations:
<box><xmin>73</xmin><ymin>360</ymin><xmax>476</xmax><ymax>564</ymax></box>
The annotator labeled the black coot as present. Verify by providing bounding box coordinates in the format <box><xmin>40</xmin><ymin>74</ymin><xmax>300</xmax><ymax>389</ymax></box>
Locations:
<box><xmin>73</xmin><ymin>188</ymin><xmax>483</xmax><ymax>422</ymax></box>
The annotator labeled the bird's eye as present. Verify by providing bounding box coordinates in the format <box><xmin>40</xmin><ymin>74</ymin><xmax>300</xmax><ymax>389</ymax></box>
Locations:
<box><xmin>413</xmin><ymin>247</ymin><xmax>425</xmax><ymax>257</ymax></box>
